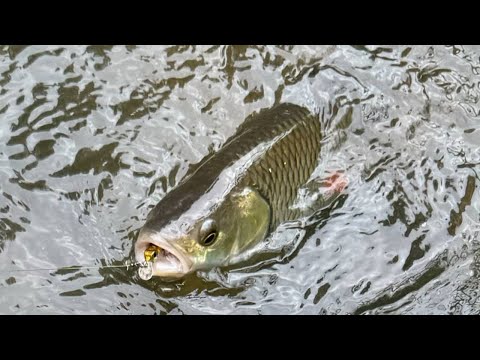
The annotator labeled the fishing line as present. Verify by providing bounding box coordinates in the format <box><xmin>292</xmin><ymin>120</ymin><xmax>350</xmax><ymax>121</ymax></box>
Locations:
<box><xmin>0</xmin><ymin>260</ymin><xmax>150</xmax><ymax>276</ymax></box>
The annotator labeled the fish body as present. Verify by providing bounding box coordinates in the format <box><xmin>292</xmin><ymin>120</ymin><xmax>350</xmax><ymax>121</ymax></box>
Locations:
<box><xmin>134</xmin><ymin>103</ymin><xmax>341</xmax><ymax>278</ymax></box>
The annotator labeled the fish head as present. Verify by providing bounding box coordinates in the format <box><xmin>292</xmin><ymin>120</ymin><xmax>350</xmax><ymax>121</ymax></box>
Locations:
<box><xmin>134</xmin><ymin>186</ymin><xmax>271</xmax><ymax>278</ymax></box>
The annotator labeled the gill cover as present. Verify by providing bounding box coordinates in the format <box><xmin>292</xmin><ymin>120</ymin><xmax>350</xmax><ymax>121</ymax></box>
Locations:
<box><xmin>192</xmin><ymin>185</ymin><xmax>272</xmax><ymax>270</ymax></box>
<box><xmin>227</xmin><ymin>186</ymin><xmax>271</xmax><ymax>257</ymax></box>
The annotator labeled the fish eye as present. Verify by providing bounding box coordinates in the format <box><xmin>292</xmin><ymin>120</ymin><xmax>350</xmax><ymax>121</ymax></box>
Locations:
<box><xmin>199</xmin><ymin>219</ymin><xmax>218</xmax><ymax>247</ymax></box>
<box><xmin>202</xmin><ymin>231</ymin><xmax>217</xmax><ymax>246</ymax></box>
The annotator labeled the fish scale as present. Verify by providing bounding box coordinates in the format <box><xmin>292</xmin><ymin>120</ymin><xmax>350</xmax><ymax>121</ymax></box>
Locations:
<box><xmin>240</xmin><ymin>105</ymin><xmax>323</xmax><ymax>229</ymax></box>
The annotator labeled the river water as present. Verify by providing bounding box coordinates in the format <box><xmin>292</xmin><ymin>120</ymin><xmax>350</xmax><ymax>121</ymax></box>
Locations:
<box><xmin>1</xmin><ymin>45</ymin><xmax>480</xmax><ymax>314</ymax></box>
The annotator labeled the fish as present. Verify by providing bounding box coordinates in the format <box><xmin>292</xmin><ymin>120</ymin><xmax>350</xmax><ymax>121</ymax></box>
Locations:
<box><xmin>134</xmin><ymin>102</ymin><xmax>349</xmax><ymax>278</ymax></box>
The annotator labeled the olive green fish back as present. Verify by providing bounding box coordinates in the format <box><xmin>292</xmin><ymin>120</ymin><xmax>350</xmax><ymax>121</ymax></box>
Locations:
<box><xmin>240</xmin><ymin>105</ymin><xmax>323</xmax><ymax>229</ymax></box>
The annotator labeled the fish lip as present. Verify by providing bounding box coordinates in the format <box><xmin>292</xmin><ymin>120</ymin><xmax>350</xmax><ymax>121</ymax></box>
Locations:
<box><xmin>135</xmin><ymin>230</ymin><xmax>192</xmax><ymax>277</ymax></box>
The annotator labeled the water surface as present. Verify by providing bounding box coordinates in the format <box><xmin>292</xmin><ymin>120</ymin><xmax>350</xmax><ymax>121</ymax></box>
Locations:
<box><xmin>1</xmin><ymin>45</ymin><xmax>480</xmax><ymax>314</ymax></box>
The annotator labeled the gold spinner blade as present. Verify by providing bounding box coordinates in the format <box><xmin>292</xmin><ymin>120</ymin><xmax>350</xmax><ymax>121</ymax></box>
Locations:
<box><xmin>144</xmin><ymin>245</ymin><xmax>160</xmax><ymax>262</ymax></box>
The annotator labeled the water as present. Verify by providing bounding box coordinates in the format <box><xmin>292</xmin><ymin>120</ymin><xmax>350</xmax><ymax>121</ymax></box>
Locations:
<box><xmin>1</xmin><ymin>45</ymin><xmax>480</xmax><ymax>314</ymax></box>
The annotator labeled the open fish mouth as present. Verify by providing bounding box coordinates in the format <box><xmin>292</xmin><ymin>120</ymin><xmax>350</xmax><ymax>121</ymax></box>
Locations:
<box><xmin>134</xmin><ymin>231</ymin><xmax>191</xmax><ymax>277</ymax></box>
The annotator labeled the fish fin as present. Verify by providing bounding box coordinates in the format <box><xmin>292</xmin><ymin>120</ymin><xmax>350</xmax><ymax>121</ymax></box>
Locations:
<box><xmin>292</xmin><ymin>171</ymin><xmax>348</xmax><ymax>216</ymax></box>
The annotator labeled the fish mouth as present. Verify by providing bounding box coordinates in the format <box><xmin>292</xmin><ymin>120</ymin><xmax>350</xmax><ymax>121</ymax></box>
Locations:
<box><xmin>134</xmin><ymin>230</ymin><xmax>192</xmax><ymax>278</ymax></box>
